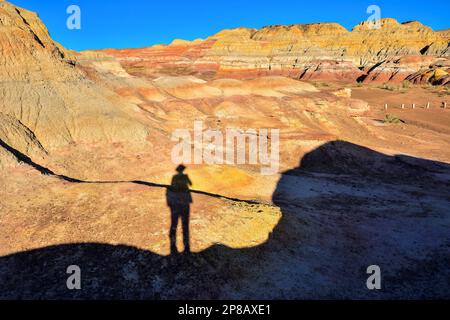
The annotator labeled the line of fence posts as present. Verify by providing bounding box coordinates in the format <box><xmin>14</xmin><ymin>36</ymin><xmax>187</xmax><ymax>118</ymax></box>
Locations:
<box><xmin>384</xmin><ymin>102</ymin><xmax>448</xmax><ymax>110</ymax></box>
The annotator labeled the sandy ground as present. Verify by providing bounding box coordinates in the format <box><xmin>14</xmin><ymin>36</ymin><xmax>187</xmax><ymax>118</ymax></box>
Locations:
<box><xmin>0</xmin><ymin>138</ymin><xmax>449</xmax><ymax>299</ymax></box>
<box><xmin>0</xmin><ymin>80</ymin><xmax>449</xmax><ymax>299</ymax></box>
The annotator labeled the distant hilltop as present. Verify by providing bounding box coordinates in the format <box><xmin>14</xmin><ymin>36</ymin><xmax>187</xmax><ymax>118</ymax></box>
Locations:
<box><xmin>98</xmin><ymin>18</ymin><xmax>449</xmax><ymax>85</ymax></box>
<box><xmin>1</xmin><ymin>0</ymin><xmax>449</xmax><ymax>87</ymax></box>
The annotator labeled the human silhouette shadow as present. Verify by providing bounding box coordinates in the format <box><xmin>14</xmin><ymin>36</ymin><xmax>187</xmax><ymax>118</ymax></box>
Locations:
<box><xmin>166</xmin><ymin>165</ymin><xmax>193</xmax><ymax>255</ymax></box>
<box><xmin>0</xmin><ymin>141</ymin><xmax>449</xmax><ymax>299</ymax></box>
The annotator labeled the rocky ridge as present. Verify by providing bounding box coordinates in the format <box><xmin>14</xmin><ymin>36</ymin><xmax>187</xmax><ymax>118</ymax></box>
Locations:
<box><xmin>101</xmin><ymin>19</ymin><xmax>450</xmax><ymax>85</ymax></box>
<box><xmin>0</xmin><ymin>0</ymin><xmax>149</xmax><ymax>157</ymax></box>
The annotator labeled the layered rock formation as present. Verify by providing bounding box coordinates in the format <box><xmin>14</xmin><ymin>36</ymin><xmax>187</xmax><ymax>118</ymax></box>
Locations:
<box><xmin>0</xmin><ymin>1</ymin><xmax>376</xmax><ymax>182</ymax></box>
<box><xmin>102</xmin><ymin>19</ymin><xmax>450</xmax><ymax>86</ymax></box>
<box><xmin>0</xmin><ymin>0</ymin><xmax>149</xmax><ymax>155</ymax></box>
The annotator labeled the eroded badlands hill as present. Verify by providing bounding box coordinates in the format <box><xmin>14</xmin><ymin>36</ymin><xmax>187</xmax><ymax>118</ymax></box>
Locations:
<box><xmin>0</xmin><ymin>0</ymin><xmax>149</xmax><ymax>162</ymax></box>
<box><xmin>100</xmin><ymin>18</ymin><xmax>450</xmax><ymax>85</ymax></box>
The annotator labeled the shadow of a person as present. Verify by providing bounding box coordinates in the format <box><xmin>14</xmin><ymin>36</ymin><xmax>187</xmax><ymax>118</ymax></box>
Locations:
<box><xmin>166</xmin><ymin>165</ymin><xmax>193</xmax><ymax>255</ymax></box>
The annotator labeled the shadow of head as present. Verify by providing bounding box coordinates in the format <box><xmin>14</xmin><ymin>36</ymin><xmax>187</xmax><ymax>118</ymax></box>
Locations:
<box><xmin>1</xmin><ymin>141</ymin><xmax>449</xmax><ymax>299</ymax></box>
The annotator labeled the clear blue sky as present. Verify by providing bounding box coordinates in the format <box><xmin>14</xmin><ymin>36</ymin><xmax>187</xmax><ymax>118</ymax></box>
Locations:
<box><xmin>9</xmin><ymin>0</ymin><xmax>450</xmax><ymax>51</ymax></box>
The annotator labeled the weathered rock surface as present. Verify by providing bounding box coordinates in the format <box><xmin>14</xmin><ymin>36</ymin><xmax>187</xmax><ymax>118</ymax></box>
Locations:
<box><xmin>0</xmin><ymin>1</ymin><xmax>149</xmax><ymax>154</ymax></box>
<box><xmin>101</xmin><ymin>19</ymin><xmax>449</xmax><ymax>86</ymax></box>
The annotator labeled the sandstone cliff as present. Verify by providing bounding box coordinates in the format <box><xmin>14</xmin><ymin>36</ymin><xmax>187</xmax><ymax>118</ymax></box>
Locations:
<box><xmin>0</xmin><ymin>1</ymin><xmax>149</xmax><ymax>160</ymax></box>
<box><xmin>103</xmin><ymin>19</ymin><xmax>450</xmax><ymax>86</ymax></box>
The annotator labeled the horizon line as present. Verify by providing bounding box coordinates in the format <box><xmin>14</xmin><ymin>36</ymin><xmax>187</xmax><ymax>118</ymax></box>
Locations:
<box><xmin>73</xmin><ymin>17</ymin><xmax>449</xmax><ymax>52</ymax></box>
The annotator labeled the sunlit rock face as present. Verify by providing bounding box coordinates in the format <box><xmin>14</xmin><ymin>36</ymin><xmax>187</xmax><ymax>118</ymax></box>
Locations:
<box><xmin>100</xmin><ymin>19</ymin><xmax>449</xmax><ymax>85</ymax></box>
<box><xmin>0</xmin><ymin>1</ymin><xmax>149</xmax><ymax>152</ymax></box>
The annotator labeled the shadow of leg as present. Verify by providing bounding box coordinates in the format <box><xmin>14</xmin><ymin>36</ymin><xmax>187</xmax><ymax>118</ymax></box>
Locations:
<box><xmin>169</xmin><ymin>208</ymin><xmax>179</xmax><ymax>255</ymax></box>
<box><xmin>182</xmin><ymin>207</ymin><xmax>190</xmax><ymax>254</ymax></box>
